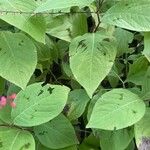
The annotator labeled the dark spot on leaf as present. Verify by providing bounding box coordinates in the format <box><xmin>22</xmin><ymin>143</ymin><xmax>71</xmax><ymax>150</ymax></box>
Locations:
<box><xmin>30</xmin><ymin>115</ymin><xmax>34</xmax><ymax>119</ymax></box>
<box><xmin>97</xmin><ymin>47</ymin><xmax>101</xmax><ymax>51</ymax></box>
<box><xmin>147</xmin><ymin>75</ymin><xmax>150</xmax><ymax>79</ymax></box>
<box><xmin>109</xmin><ymin>60</ymin><xmax>113</xmax><ymax>63</ymax></box>
<box><xmin>0</xmin><ymin>48</ymin><xmax>2</xmax><ymax>51</ymax></box>
<box><xmin>77</xmin><ymin>39</ymin><xmax>86</xmax><ymax>49</ymax></box>
<box><xmin>24</xmin><ymin>95</ymin><xmax>30</xmax><ymax>101</ymax></box>
<box><xmin>125</xmin><ymin>3</ymin><xmax>129</xmax><ymax>6</ymax></box>
<box><xmin>103</xmin><ymin>52</ymin><xmax>106</xmax><ymax>56</ymax></box>
<box><xmin>20</xmin><ymin>143</ymin><xmax>31</xmax><ymax>150</ymax></box>
<box><xmin>34</xmin><ymin>109</ymin><xmax>37</xmax><ymax>112</ymax></box>
<box><xmin>103</xmin><ymin>38</ymin><xmax>110</xmax><ymax>42</ymax></box>
<box><xmin>39</xmin><ymin>131</ymin><xmax>48</xmax><ymax>135</ymax></box>
<box><xmin>21</xmin><ymin>40</ymin><xmax>24</xmax><ymax>43</ymax></box>
<box><xmin>38</xmin><ymin>90</ymin><xmax>44</xmax><ymax>96</ymax></box>
<box><xmin>47</xmin><ymin>87</ymin><xmax>54</xmax><ymax>94</ymax></box>
<box><xmin>24</xmin><ymin>143</ymin><xmax>30</xmax><ymax>149</ymax></box>
<box><xmin>119</xmin><ymin>93</ymin><xmax>123</xmax><ymax>100</ymax></box>
<box><xmin>18</xmin><ymin>43</ymin><xmax>22</xmax><ymax>46</ymax></box>
<box><xmin>132</xmin><ymin>110</ymin><xmax>137</xmax><ymax>114</ymax></box>
<box><xmin>66</xmin><ymin>28</ymin><xmax>72</xmax><ymax>38</ymax></box>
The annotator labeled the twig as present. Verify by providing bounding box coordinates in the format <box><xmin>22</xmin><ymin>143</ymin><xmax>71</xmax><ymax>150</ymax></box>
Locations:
<box><xmin>0</xmin><ymin>10</ymin><xmax>97</xmax><ymax>15</ymax></box>
<box><xmin>93</xmin><ymin>0</ymin><xmax>104</xmax><ymax>32</ymax></box>
<box><xmin>112</xmin><ymin>70</ymin><xmax>125</xmax><ymax>88</ymax></box>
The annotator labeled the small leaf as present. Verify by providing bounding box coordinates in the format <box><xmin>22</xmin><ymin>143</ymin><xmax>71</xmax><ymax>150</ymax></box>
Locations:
<box><xmin>67</xmin><ymin>89</ymin><xmax>90</xmax><ymax>121</ymax></box>
<box><xmin>0</xmin><ymin>127</ymin><xmax>35</xmax><ymax>150</ymax></box>
<box><xmin>46</xmin><ymin>13</ymin><xmax>88</xmax><ymax>42</ymax></box>
<box><xmin>102</xmin><ymin>0</ymin><xmax>150</xmax><ymax>31</ymax></box>
<box><xmin>126</xmin><ymin>56</ymin><xmax>149</xmax><ymax>85</ymax></box>
<box><xmin>87</xmin><ymin>89</ymin><xmax>145</xmax><ymax>130</ymax></box>
<box><xmin>114</xmin><ymin>28</ymin><xmax>133</xmax><ymax>56</ymax></box>
<box><xmin>69</xmin><ymin>33</ymin><xmax>117</xmax><ymax>98</ymax></box>
<box><xmin>0</xmin><ymin>32</ymin><xmax>37</xmax><ymax>89</ymax></box>
<box><xmin>79</xmin><ymin>134</ymin><xmax>100</xmax><ymax>150</ymax></box>
<box><xmin>34</xmin><ymin>114</ymin><xmax>78</xmax><ymax>149</ymax></box>
<box><xmin>11</xmin><ymin>83</ymin><xmax>70</xmax><ymax>127</ymax></box>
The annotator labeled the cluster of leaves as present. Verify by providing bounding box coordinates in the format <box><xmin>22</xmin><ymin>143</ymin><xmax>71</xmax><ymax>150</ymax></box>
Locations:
<box><xmin>0</xmin><ymin>0</ymin><xmax>150</xmax><ymax>149</ymax></box>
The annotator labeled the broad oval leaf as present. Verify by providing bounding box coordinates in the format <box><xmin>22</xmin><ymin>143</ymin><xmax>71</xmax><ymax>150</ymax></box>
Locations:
<box><xmin>34</xmin><ymin>114</ymin><xmax>78</xmax><ymax>149</ymax></box>
<box><xmin>11</xmin><ymin>82</ymin><xmax>70</xmax><ymax>127</ymax></box>
<box><xmin>87</xmin><ymin>89</ymin><xmax>146</xmax><ymax>130</ymax></box>
<box><xmin>0</xmin><ymin>127</ymin><xmax>35</xmax><ymax>150</ymax></box>
<box><xmin>0</xmin><ymin>0</ymin><xmax>46</xmax><ymax>43</ymax></box>
<box><xmin>0</xmin><ymin>32</ymin><xmax>37</xmax><ymax>89</ymax></box>
<box><xmin>35</xmin><ymin>0</ymin><xmax>93</xmax><ymax>13</ymax></box>
<box><xmin>69</xmin><ymin>33</ymin><xmax>117</xmax><ymax>98</ymax></box>
<box><xmin>134</xmin><ymin>108</ymin><xmax>150</xmax><ymax>149</ymax></box>
<box><xmin>102</xmin><ymin>0</ymin><xmax>150</xmax><ymax>31</ymax></box>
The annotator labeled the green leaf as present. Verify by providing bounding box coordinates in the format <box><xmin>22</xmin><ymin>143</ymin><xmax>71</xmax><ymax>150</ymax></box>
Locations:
<box><xmin>79</xmin><ymin>134</ymin><xmax>100</xmax><ymax>150</ymax></box>
<box><xmin>34</xmin><ymin>114</ymin><xmax>78</xmax><ymax>149</ymax></box>
<box><xmin>100</xmin><ymin>128</ymin><xmax>134</xmax><ymax>150</ymax></box>
<box><xmin>0</xmin><ymin>105</ymin><xmax>12</xmax><ymax>124</ymax></box>
<box><xmin>35</xmin><ymin>0</ymin><xmax>93</xmax><ymax>13</ymax></box>
<box><xmin>102</xmin><ymin>0</ymin><xmax>150</xmax><ymax>31</ymax></box>
<box><xmin>11</xmin><ymin>82</ymin><xmax>70</xmax><ymax>127</ymax></box>
<box><xmin>69</xmin><ymin>33</ymin><xmax>117</xmax><ymax>98</ymax></box>
<box><xmin>126</xmin><ymin>56</ymin><xmax>149</xmax><ymax>85</ymax></box>
<box><xmin>141</xmin><ymin>67</ymin><xmax>150</xmax><ymax>100</ymax></box>
<box><xmin>7</xmin><ymin>83</ymin><xmax>21</xmax><ymax>96</ymax></box>
<box><xmin>0</xmin><ymin>0</ymin><xmax>46</xmax><ymax>43</ymax></box>
<box><xmin>0</xmin><ymin>77</ymin><xmax>5</xmax><ymax>95</ymax></box>
<box><xmin>67</xmin><ymin>89</ymin><xmax>90</xmax><ymax>121</ymax></box>
<box><xmin>125</xmin><ymin>140</ymin><xmax>135</xmax><ymax>150</ymax></box>
<box><xmin>143</xmin><ymin>32</ymin><xmax>150</xmax><ymax>62</ymax></box>
<box><xmin>37</xmin><ymin>142</ymin><xmax>77</xmax><ymax>150</ymax></box>
<box><xmin>0</xmin><ymin>127</ymin><xmax>35</xmax><ymax>150</ymax></box>
<box><xmin>35</xmin><ymin>35</ymin><xmax>57</xmax><ymax>62</ymax></box>
<box><xmin>46</xmin><ymin>13</ymin><xmax>88</xmax><ymax>42</ymax></box>
<box><xmin>87</xmin><ymin>89</ymin><xmax>145</xmax><ymax>130</ymax></box>
<box><xmin>114</xmin><ymin>28</ymin><xmax>133</xmax><ymax>56</ymax></box>
<box><xmin>0</xmin><ymin>32</ymin><xmax>37</xmax><ymax>89</ymax></box>
<box><xmin>134</xmin><ymin>108</ymin><xmax>150</xmax><ymax>148</ymax></box>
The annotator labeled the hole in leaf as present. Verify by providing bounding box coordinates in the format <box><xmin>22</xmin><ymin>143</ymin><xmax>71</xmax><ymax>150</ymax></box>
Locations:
<box><xmin>47</xmin><ymin>87</ymin><xmax>54</xmax><ymax>94</ymax></box>
<box><xmin>38</xmin><ymin>90</ymin><xmax>44</xmax><ymax>96</ymax></box>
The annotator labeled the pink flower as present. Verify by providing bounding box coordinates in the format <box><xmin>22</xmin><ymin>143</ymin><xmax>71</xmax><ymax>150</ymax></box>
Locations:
<box><xmin>10</xmin><ymin>101</ymin><xmax>16</xmax><ymax>108</ymax></box>
<box><xmin>0</xmin><ymin>96</ymin><xmax>7</xmax><ymax>107</ymax></box>
<box><xmin>8</xmin><ymin>93</ymin><xmax>17</xmax><ymax>100</ymax></box>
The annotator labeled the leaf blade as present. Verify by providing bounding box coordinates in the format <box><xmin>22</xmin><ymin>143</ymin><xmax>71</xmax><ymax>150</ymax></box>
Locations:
<box><xmin>87</xmin><ymin>89</ymin><xmax>146</xmax><ymax>130</ymax></box>
<box><xmin>11</xmin><ymin>83</ymin><xmax>70</xmax><ymax>127</ymax></box>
